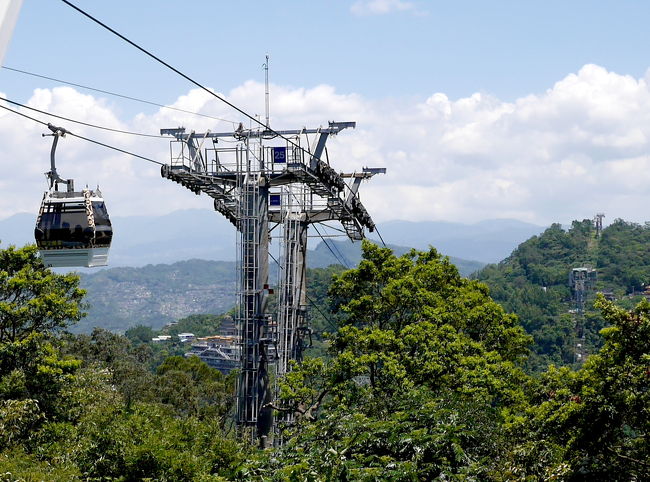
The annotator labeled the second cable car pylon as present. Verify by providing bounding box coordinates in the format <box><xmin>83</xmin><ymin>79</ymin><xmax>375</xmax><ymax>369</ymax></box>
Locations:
<box><xmin>160</xmin><ymin>120</ymin><xmax>384</xmax><ymax>447</ymax></box>
<box><xmin>34</xmin><ymin>123</ymin><xmax>113</xmax><ymax>268</ymax></box>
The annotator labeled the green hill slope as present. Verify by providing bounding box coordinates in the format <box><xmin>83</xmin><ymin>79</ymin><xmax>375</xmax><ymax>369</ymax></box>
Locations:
<box><xmin>77</xmin><ymin>259</ymin><xmax>237</xmax><ymax>333</ymax></box>
<box><xmin>309</xmin><ymin>239</ymin><xmax>485</xmax><ymax>276</ymax></box>
<box><xmin>476</xmin><ymin>218</ymin><xmax>650</xmax><ymax>371</ymax></box>
<box><xmin>76</xmin><ymin>242</ymin><xmax>483</xmax><ymax>334</ymax></box>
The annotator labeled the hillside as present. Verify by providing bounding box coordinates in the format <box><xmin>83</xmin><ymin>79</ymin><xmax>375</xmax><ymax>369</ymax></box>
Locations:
<box><xmin>77</xmin><ymin>259</ymin><xmax>237</xmax><ymax>333</ymax></box>
<box><xmin>476</xmin><ymin>218</ymin><xmax>650</xmax><ymax>371</ymax></box>
<box><xmin>72</xmin><ymin>241</ymin><xmax>483</xmax><ymax>334</ymax></box>
<box><xmin>308</xmin><ymin>239</ymin><xmax>485</xmax><ymax>275</ymax></box>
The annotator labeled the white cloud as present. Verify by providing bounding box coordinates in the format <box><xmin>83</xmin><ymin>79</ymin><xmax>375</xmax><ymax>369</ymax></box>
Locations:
<box><xmin>350</xmin><ymin>0</ymin><xmax>418</xmax><ymax>16</ymax></box>
<box><xmin>2</xmin><ymin>63</ymin><xmax>650</xmax><ymax>229</ymax></box>
<box><xmin>330</xmin><ymin>64</ymin><xmax>650</xmax><ymax>224</ymax></box>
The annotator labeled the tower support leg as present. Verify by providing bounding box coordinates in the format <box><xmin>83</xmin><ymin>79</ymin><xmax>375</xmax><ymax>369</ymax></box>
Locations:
<box><xmin>236</xmin><ymin>175</ymin><xmax>273</xmax><ymax>445</ymax></box>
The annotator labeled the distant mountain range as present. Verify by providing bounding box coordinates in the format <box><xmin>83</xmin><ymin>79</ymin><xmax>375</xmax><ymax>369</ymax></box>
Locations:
<box><xmin>0</xmin><ymin>209</ymin><xmax>544</xmax><ymax>266</ymax></box>
<box><xmin>73</xmin><ymin>239</ymin><xmax>485</xmax><ymax>334</ymax></box>
<box><xmin>1</xmin><ymin>209</ymin><xmax>546</xmax><ymax>333</ymax></box>
<box><xmin>308</xmin><ymin>239</ymin><xmax>485</xmax><ymax>277</ymax></box>
<box><xmin>372</xmin><ymin>219</ymin><xmax>545</xmax><ymax>263</ymax></box>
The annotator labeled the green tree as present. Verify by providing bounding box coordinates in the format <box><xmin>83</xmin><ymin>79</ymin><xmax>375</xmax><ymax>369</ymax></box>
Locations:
<box><xmin>476</xmin><ymin>220</ymin><xmax>616</xmax><ymax>372</ymax></box>
<box><xmin>597</xmin><ymin>219</ymin><xmax>650</xmax><ymax>292</ymax></box>
<box><xmin>0</xmin><ymin>245</ymin><xmax>85</xmax><ymax>445</ymax></box>
<box><xmin>71</xmin><ymin>402</ymin><xmax>243</xmax><ymax>481</ymax></box>
<box><xmin>155</xmin><ymin>355</ymin><xmax>235</xmax><ymax>420</ymax></box>
<box><xmin>0</xmin><ymin>245</ymin><xmax>246</xmax><ymax>479</ymax></box>
<box><xmin>517</xmin><ymin>295</ymin><xmax>650</xmax><ymax>479</ymax></box>
<box><xmin>0</xmin><ymin>244</ymin><xmax>85</xmax><ymax>342</ymax></box>
<box><xmin>249</xmin><ymin>242</ymin><xmax>532</xmax><ymax>479</ymax></box>
<box><xmin>60</xmin><ymin>328</ymin><xmax>155</xmax><ymax>409</ymax></box>
<box><xmin>163</xmin><ymin>313</ymin><xmax>224</xmax><ymax>338</ymax></box>
<box><xmin>329</xmin><ymin>242</ymin><xmax>530</xmax><ymax>359</ymax></box>
<box><xmin>125</xmin><ymin>324</ymin><xmax>155</xmax><ymax>344</ymax></box>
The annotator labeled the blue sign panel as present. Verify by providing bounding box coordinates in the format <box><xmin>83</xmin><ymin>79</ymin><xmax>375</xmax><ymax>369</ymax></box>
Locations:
<box><xmin>270</xmin><ymin>194</ymin><xmax>281</xmax><ymax>206</ymax></box>
<box><xmin>273</xmin><ymin>146</ymin><xmax>286</xmax><ymax>163</ymax></box>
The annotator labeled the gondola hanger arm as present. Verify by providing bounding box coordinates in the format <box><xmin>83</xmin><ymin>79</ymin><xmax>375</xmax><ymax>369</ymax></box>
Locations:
<box><xmin>42</xmin><ymin>123</ymin><xmax>73</xmax><ymax>191</ymax></box>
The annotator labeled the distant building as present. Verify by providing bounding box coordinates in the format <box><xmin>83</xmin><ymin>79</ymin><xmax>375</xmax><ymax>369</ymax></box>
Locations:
<box><xmin>598</xmin><ymin>290</ymin><xmax>616</xmax><ymax>301</ymax></box>
<box><xmin>151</xmin><ymin>335</ymin><xmax>172</xmax><ymax>343</ymax></box>
<box><xmin>186</xmin><ymin>335</ymin><xmax>240</xmax><ymax>374</ymax></box>
<box><xmin>178</xmin><ymin>333</ymin><xmax>195</xmax><ymax>343</ymax></box>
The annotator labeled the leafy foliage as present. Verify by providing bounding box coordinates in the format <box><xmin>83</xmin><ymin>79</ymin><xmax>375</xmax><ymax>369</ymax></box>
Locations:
<box><xmin>0</xmin><ymin>246</ymin><xmax>84</xmax><ymax>446</ymax></box>
<box><xmin>511</xmin><ymin>295</ymin><xmax>650</xmax><ymax>479</ymax></box>
<box><xmin>0</xmin><ymin>244</ymin><xmax>85</xmax><ymax>342</ymax></box>
<box><xmin>2</xmin><ymin>331</ymin><xmax>242</xmax><ymax>479</ymax></box>
<box><xmin>597</xmin><ymin>219</ymin><xmax>650</xmax><ymax>291</ymax></box>
<box><xmin>161</xmin><ymin>313</ymin><xmax>225</xmax><ymax>338</ymax></box>
<box><xmin>248</xmin><ymin>242</ymin><xmax>531</xmax><ymax>479</ymax></box>
<box><xmin>246</xmin><ymin>242</ymin><xmax>650</xmax><ymax>480</ymax></box>
<box><xmin>476</xmin><ymin>219</ymin><xmax>650</xmax><ymax>371</ymax></box>
<box><xmin>1</xmin><ymin>240</ymin><xmax>648</xmax><ymax>479</ymax></box>
<box><xmin>0</xmin><ymin>243</ymin><xmax>243</xmax><ymax>479</ymax></box>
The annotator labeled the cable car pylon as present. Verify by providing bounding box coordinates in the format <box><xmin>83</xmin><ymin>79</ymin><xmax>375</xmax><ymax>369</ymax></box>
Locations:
<box><xmin>160</xmin><ymin>121</ymin><xmax>384</xmax><ymax>446</ymax></box>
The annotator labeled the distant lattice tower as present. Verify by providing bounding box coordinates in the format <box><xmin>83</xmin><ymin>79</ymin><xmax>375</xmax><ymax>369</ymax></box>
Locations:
<box><xmin>569</xmin><ymin>267</ymin><xmax>597</xmax><ymax>313</ymax></box>
<box><xmin>594</xmin><ymin>213</ymin><xmax>605</xmax><ymax>237</ymax></box>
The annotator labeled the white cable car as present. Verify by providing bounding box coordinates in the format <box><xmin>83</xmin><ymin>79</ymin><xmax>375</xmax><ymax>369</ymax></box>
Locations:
<box><xmin>34</xmin><ymin>124</ymin><xmax>112</xmax><ymax>268</ymax></box>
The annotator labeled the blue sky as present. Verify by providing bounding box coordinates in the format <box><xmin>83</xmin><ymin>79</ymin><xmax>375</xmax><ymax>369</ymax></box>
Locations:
<box><xmin>6</xmin><ymin>1</ymin><xmax>650</xmax><ymax>106</ymax></box>
<box><xmin>2</xmin><ymin>0</ymin><xmax>650</xmax><ymax>226</ymax></box>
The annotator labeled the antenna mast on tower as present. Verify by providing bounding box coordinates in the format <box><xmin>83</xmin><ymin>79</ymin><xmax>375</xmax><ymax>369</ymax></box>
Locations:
<box><xmin>263</xmin><ymin>54</ymin><xmax>270</xmax><ymax>129</ymax></box>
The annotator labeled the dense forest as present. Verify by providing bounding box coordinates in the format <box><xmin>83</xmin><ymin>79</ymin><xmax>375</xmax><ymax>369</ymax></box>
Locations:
<box><xmin>0</xmin><ymin>241</ymin><xmax>648</xmax><ymax>479</ymax></box>
<box><xmin>477</xmin><ymin>218</ymin><xmax>650</xmax><ymax>372</ymax></box>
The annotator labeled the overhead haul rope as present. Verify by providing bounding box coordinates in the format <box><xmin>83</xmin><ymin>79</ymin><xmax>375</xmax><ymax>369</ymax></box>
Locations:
<box><xmin>312</xmin><ymin>223</ymin><xmax>351</xmax><ymax>269</ymax></box>
<box><xmin>2</xmin><ymin>65</ymin><xmax>238</xmax><ymax>126</ymax></box>
<box><xmin>59</xmin><ymin>5</ymin><xmax>361</xmax><ymax>187</ymax></box>
<box><xmin>60</xmin><ymin>0</ymin><xmax>385</xmax><ymax>246</ymax></box>
<box><xmin>0</xmin><ymin>100</ymin><xmax>384</xmax><ymax>251</ymax></box>
<box><xmin>60</xmin><ymin>0</ymin><xmax>277</xmax><ymax>138</ymax></box>
<box><xmin>1</xmin><ymin>96</ymin><xmax>165</xmax><ymax>138</ymax></box>
<box><xmin>268</xmin><ymin>252</ymin><xmax>339</xmax><ymax>334</ymax></box>
<box><xmin>0</xmin><ymin>103</ymin><xmax>164</xmax><ymax>166</ymax></box>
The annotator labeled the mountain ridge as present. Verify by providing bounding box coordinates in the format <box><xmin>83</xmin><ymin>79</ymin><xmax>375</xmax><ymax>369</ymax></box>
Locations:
<box><xmin>0</xmin><ymin>209</ymin><xmax>544</xmax><ymax>266</ymax></box>
<box><xmin>476</xmin><ymin>218</ymin><xmax>650</xmax><ymax>372</ymax></box>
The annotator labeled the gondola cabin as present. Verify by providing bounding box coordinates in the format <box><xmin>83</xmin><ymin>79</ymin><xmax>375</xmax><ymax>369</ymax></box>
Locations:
<box><xmin>35</xmin><ymin>188</ymin><xmax>112</xmax><ymax>267</ymax></box>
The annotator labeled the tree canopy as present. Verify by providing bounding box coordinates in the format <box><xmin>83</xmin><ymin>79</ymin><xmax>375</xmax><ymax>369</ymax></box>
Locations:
<box><xmin>247</xmin><ymin>242</ymin><xmax>532</xmax><ymax>479</ymax></box>
<box><xmin>243</xmin><ymin>243</ymin><xmax>650</xmax><ymax>480</ymax></box>
<box><xmin>476</xmin><ymin>219</ymin><xmax>650</xmax><ymax>371</ymax></box>
<box><xmin>0</xmin><ymin>244</ymin><xmax>85</xmax><ymax>342</ymax></box>
<box><xmin>1</xmin><ymin>241</ymin><xmax>648</xmax><ymax>479</ymax></box>
<box><xmin>511</xmin><ymin>295</ymin><xmax>650</xmax><ymax>479</ymax></box>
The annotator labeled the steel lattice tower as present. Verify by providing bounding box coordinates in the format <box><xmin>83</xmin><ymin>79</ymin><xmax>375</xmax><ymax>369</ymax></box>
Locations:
<box><xmin>160</xmin><ymin>122</ymin><xmax>384</xmax><ymax>445</ymax></box>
